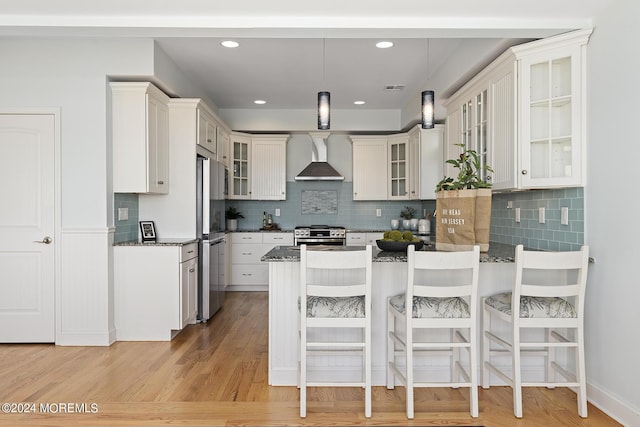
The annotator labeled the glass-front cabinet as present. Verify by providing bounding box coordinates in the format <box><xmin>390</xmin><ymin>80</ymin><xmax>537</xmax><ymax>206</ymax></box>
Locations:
<box><xmin>443</xmin><ymin>29</ymin><xmax>591</xmax><ymax>191</ymax></box>
<box><xmin>229</xmin><ymin>134</ymin><xmax>251</xmax><ymax>199</ymax></box>
<box><xmin>519</xmin><ymin>46</ymin><xmax>582</xmax><ymax>188</ymax></box>
<box><xmin>388</xmin><ymin>135</ymin><xmax>408</xmax><ymax>200</ymax></box>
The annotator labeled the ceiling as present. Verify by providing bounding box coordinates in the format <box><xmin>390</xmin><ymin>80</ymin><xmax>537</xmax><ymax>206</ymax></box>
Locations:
<box><xmin>0</xmin><ymin>0</ymin><xmax>612</xmax><ymax>123</ymax></box>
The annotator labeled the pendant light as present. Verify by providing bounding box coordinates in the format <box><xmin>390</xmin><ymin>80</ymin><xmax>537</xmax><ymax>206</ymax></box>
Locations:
<box><xmin>421</xmin><ymin>39</ymin><xmax>435</xmax><ymax>129</ymax></box>
<box><xmin>318</xmin><ymin>39</ymin><xmax>330</xmax><ymax>130</ymax></box>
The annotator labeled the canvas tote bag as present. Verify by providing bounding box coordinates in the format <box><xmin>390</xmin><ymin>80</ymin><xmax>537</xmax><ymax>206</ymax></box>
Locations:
<box><xmin>474</xmin><ymin>188</ymin><xmax>492</xmax><ymax>252</ymax></box>
<box><xmin>436</xmin><ymin>189</ymin><xmax>477</xmax><ymax>251</ymax></box>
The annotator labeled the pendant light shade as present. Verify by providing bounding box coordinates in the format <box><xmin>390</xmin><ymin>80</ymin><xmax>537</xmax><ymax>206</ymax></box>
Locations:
<box><xmin>421</xmin><ymin>90</ymin><xmax>435</xmax><ymax>129</ymax></box>
<box><xmin>318</xmin><ymin>91</ymin><xmax>330</xmax><ymax>130</ymax></box>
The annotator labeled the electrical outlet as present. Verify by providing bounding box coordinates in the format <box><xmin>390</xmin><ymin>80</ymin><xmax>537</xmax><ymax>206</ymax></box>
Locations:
<box><xmin>561</xmin><ymin>207</ymin><xmax>569</xmax><ymax>225</ymax></box>
<box><xmin>515</xmin><ymin>208</ymin><xmax>520</xmax><ymax>223</ymax></box>
<box><xmin>118</xmin><ymin>207</ymin><xmax>128</xmax><ymax>221</ymax></box>
<box><xmin>275</xmin><ymin>208</ymin><xmax>280</xmax><ymax>217</ymax></box>
<box><xmin>376</xmin><ymin>208</ymin><xmax>382</xmax><ymax>217</ymax></box>
<box><xmin>539</xmin><ymin>207</ymin><xmax>546</xmax><ymax>224</ymax></box>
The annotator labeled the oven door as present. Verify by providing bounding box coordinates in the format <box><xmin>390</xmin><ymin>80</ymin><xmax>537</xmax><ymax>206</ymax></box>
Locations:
<box><xmin>296</xmin><ymin>237</ymin><xmax>345</xmax><ymax>246</ymax></box>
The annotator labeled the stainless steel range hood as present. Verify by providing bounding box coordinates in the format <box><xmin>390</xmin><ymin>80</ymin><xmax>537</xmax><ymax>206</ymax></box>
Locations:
<box><xmin>295</xmin><ymin>132</ymin><xmax>344</xmax><ymax>181</ymax></box>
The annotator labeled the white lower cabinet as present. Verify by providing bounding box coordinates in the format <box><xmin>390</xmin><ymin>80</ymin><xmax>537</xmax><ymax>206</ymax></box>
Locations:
<box><xmin>114</xmin><ymin>242</ymin><xmax>198</xmax><ymax>341</ymax></box>
<box><xmin>229</xmin><ymin>232</ymin><xmax>293</xmax><ymax>290</ymax></box>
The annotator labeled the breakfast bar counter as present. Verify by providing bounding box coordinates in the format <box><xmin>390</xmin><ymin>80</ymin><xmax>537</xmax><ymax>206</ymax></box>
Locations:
<box><xmin>262</xmin><ymin>243</ymin><xmax>518</xmax><ymax>386</ymax></box>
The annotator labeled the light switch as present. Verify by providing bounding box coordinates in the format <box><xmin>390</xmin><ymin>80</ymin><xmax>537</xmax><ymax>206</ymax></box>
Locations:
<box><xmin>539</xmin><ymin>207</ymin><xmax>546</xmax><ymax>224</ymax></box>
<box><xmin>118</xmin><ymin>207</ymin><xmax>129</xmax><ymax>221</ymax></box>
<box><xmin>515</xmin><ymin>208</ymin><xmax>520</xmax><ymax>223</ymax></box>
<box><xmin>275</xmin><ymin>208</ymin><xmax>281</xmax><ymax>217</ymax></box>
<box><xmin>561</xmin><ymin>207</ymin><xmax>569</xmax><ymax>225</ymax></box>
<box><xmin>376</xmin><ymin>208</ymin><xmax>382</xmax><ymax>217</ymax></box>
<box><xmin>507</xmin><ymin>201</ymin><xmax>513</xmax><ymax>209</ymax></box>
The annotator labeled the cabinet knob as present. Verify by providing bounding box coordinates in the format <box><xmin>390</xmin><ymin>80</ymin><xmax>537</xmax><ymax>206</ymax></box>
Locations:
<box><xmin>189</xmin><ymin>268</ymin><xmax>195</xmax><ymax>273</ymax></box>
<box><xmin>521</xmin><ymin>170</ymin><xmax>528</xmax><ymax>175</ymax></box>
<box><xmin>486</xmin><ymin>175</ymin><xmax>492</xmax><ymax>181</ymax></box>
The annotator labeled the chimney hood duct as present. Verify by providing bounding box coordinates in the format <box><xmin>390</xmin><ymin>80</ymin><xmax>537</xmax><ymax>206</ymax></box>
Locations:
<box><xmin>294</xmin><ymin>132</ymin><xmax>344</xmax><ymax>181</ymax></box>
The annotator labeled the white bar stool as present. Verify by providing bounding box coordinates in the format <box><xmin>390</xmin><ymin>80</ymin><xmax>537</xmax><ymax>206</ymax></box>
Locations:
<box><xmin>481</xmin><ymin>244</ymin><xmax>589</xmax><ymax>418</ymax></box>
<box><xmin>299</xmin><ymin>244</ymin><xmax>373</xmax><ymax>418</ymax></box>
<box><xmin>387</xmin><ymin>245</ymin><xmax>480</xmax><ymax>418</ymax></box>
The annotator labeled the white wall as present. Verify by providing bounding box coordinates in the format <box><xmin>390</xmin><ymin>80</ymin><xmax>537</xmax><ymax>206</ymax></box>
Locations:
<box><xmin>587</xmin><ymin>1</ymin><xmax>640</xmax><ymax>423</ymax></box>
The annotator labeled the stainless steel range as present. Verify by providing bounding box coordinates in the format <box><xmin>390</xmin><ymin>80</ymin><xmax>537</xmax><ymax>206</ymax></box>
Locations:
<box><xmin>294</xmin><ymin>225</ymin><xmax>346</xmax><ymax>246</ymax></box>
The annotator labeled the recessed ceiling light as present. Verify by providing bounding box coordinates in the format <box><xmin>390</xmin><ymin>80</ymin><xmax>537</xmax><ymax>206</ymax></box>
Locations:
<box><xmin>221</xmin><ymin>40</ymin><xmax>239</xmax><ymax>48</ymax></box>
<box><xmin>376</xmin><ymin>41</ymin><xmax>394</xmax><ymax>49</ymax></box>
<box><xmin>254</xmin><ymin>100</ymin><xmax>266</xmax><ymax>105</ymax></box>
<box><xmin>354</xmin><ymin>101</ymin><xmax>365</xmax><ymax>105</ymax></box>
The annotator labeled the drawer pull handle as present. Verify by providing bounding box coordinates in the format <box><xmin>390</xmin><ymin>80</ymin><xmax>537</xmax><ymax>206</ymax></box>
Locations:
<box><xmin>242</xmin><ymin>273</ymin><xmax>252</xmax><ymax>276</ymax></box>
<box><xmin>187</xmin><ymin>250</ymin><xmax>194</xmax><ymax>254</ymax></box>
<box><xmin>242</xmin><ymin>252</ymin><xmax>252</xmax><ymax>255</ymax></box>
<box><xmin>157</xmin><ymin>180</ymin><xmax>164</xmax><ymax>185</ymax></box>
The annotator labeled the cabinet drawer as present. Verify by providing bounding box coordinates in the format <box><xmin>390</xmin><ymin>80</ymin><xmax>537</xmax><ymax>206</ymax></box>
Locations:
<box><xmin>231</xmin><ymin>244</ymin><xmax>265</xmax><ymax>264</ymax></box>
<box><xmin>263</xmin><ymin>233</ymin><xmax>293</xmax><ymax>245</ymax></box>
<box><xmin>181</xmin><ymin>243</ymin><xmax>198</xmax><ymax>261</ymax></box>
<box><xmin>231</xmin><ymin>264</ymin><xmax>268</xmax><ymax>285</ymax></box>
<box><xmin>346</xmin><ymin>233</ymin><xmax>366</xmax><ymax>245</ymax></box>
<box><xmin>231</xmin><ymin>233</ymin><xmax>262</xmax><ymax>244</ymax></box>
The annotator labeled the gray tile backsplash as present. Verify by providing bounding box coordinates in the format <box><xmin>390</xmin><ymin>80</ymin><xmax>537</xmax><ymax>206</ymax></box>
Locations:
<box><xmin>491</xmin><ymin>188</ymin><xmax>584</xmax><ymax>251</ymax></box>
<box><xmin>114</xmin><ymin>183</ymin><xmax>584</xmax><ymax>250</ymax></box>
<box><xmin>113</xmin><ymin>193</ymin><xmax>139</xmax><ymax>243</ymax></box>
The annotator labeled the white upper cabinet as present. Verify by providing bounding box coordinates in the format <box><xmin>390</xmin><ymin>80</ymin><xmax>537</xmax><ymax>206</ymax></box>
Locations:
<box><xmin>411</xmin><ymin>125</ymin><xmax>445</xmax><ymax>200</ymax></box>
<box><xmin>229</xmin><ymin>133</ymin><xmax>251</xmax><ymax>199</ymax></box>
<box><xmin>351</xmin><ymin>136</ymin><xmax>388</xmax><ymax>201</ymax></box>
<box><xmin>197</xmin><ymin>106</ymin><xmax>217</xmax><ymax>156</ymax></box>
<box><xmin>228</xmin><ymin>133</ymin><xmax>288</xmax><ymax>200</ymax></box>
<box><xmin>443</xmin><ymin>29</ymin><xmax>591</xmax><ymax>191</ymax></box>
<box><xmin>111</xmin><ymin>82</ymin><xmax>170</xmax><ymax>194</ymax></box>
<box><xmin>388</xmin><ymin>134</ymin><xmax>409</xmax><ymax>200</ymax></box>
<box><xmin>217</xmin><ymin>127</ymin><xmax>230</xmax><ymax>167</ymax></box>
<box><xmin>251</xmin><ymin>135</ymin><xmax>288</xmax><ymax>200</ymax></box>
<box><xmin>518</xmin><ymin>40</ymin><xmax>586</xmax><ymax>188</ymax></box>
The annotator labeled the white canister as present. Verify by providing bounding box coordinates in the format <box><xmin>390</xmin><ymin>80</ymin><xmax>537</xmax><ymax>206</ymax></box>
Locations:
<box><xmin>410</xmin><ymin>218</ymin><xmax>419</xmax><ymax>231</ymax></box>
<box><xmin>390</xmin><ymin>219</ymin><xmax>399</xmax><ymax>230</ymax></box>
<box><xmin>418</xmin><ymin>219</ymin><xmax>430</xmax><ymax>234</ymax></box>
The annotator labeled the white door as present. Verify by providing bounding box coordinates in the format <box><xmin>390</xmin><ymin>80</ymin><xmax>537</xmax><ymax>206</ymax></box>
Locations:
<box><xmin>0</xmin><ymin>114</ymin><xmax>55</xmax><ymax>342</ymax></box>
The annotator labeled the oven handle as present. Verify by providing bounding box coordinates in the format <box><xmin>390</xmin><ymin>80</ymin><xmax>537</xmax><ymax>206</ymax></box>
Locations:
<box><xmin>295</xmin><ymin>238</ymin><xmax>346</xmax><ymax>245</ymax></box>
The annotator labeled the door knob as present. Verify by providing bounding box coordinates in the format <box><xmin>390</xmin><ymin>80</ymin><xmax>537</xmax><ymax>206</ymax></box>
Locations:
<box><xmin>34</xmin><ymin>236</ymin><xmax>52</xmax><ymax>244</ymax></box>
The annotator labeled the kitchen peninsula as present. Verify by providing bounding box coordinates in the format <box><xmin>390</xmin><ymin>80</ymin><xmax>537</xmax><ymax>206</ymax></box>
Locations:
<box><xmin>262</xmin><ymin>244</ymin><xmax>517</xmax><ymax>386</ymax></box>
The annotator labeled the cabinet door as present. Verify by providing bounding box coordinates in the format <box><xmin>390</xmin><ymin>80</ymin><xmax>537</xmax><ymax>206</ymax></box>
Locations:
<box><xmin>251</xmin><ymin>136</ymin><xmax>287</xmax><ymax>200</ymax></box>
<box><xmin>181</xmin><ymin>257</ymin><xmax>198</xmax><ymax>328</ymax></box>
<box><xmin>197</xmin><ymin>110</ymin><xmax>217</xmax><ymax>155</ymax></box>
<box><xmin>519</xmin><ymin>46</ymin><xmax>583</xmax><ymax>188</ymax></box>
<box><xmin>147</xmin><ymin>91</ymin><xmax>170</xmax><ymax>194</ymax></box>
<box><xmin>388</xmin><ymin>135</ymin><xmax>409</xmax><ymax>200</ymax></box>
<box><xmin>444</xmin><ymin>108</ymin><xmax>461</xmax><ymax>179</ymax></box>
<box><xmin>218</xmin><ymin>127</ymin><xmax>230</xmax><ymax>167</ymax></box>
<box><xmin>490</xmin><ymin>65</ymin><xmax>517</xmax><ymax>190</ymax></box>
<box><xmin>229</xmin><ymin>134</ymin><xmax>251</xmax><ymax>199</ymax></box>
<box><xmin>408</xmin><ymin>129</ymin><xmax>420</xmax><ymax>200</ymax></box>
<box><xmin>352</xmin><ymin>138</ymin><xmax>388</xmax><ymax>200</ymax></box>
<box><xmin>418</xmin><ymin>126</ymin><xmax>444</xmax><ymax>200</ymax></box>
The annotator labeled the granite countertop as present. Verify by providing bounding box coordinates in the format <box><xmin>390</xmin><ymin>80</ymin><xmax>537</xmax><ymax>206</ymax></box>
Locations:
<box><xmin>113</xmin><ymin>238</ymin><xmax>199</xmax><ymax>247</ymax></box>
<box><xmin>261</xmin><ymin>242</ymin><xmax>516</xmax><ymax>263</ymax></box>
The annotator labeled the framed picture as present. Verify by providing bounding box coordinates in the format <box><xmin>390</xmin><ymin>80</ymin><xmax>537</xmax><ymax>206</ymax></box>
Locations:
<box><xmin>139</xmin><ymin>221</ymin><xmax>157</xmax><ymax>242</ymax></box>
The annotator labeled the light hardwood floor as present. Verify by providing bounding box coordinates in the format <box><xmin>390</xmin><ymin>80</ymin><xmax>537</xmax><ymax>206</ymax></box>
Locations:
<box><xmin>0</xmin><ymin>292</ymin><xmax>620</xmax><ymax>426</ymax></box>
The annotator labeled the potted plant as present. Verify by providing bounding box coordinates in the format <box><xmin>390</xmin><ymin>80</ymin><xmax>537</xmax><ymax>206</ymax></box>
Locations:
<box><xmin>400</xmin><ymin>206</ymin><xmax>417</xmax><ymax>231</ymax></box>
<box><xmin>225</xmin><ymin>206</ymin><xmax>244</xmax><ymax>231</ymax></box>
<box><xmin>435</xmin><ymin>144</ymin><xmax>493</xmax><ymax>252</ymax></box>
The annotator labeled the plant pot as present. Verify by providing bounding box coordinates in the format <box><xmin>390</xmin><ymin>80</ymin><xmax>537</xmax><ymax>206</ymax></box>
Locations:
<box><xmin>226</xmin><ymin>219</ymin><xmax>238</xmax><ymax>231</ymax></box>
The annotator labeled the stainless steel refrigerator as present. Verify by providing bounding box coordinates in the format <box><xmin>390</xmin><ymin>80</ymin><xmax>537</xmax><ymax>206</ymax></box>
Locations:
<box><xmin>196</xmin><ymin>154</ymin><xmax>226</xmax><ymax>322</ymax></box>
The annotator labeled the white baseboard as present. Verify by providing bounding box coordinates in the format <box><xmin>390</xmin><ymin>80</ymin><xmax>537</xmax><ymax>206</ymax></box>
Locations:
<box><xmin>587</xmin><ymin>382</ymin><xmax>639</xmax><ymax>426</ymax></box>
